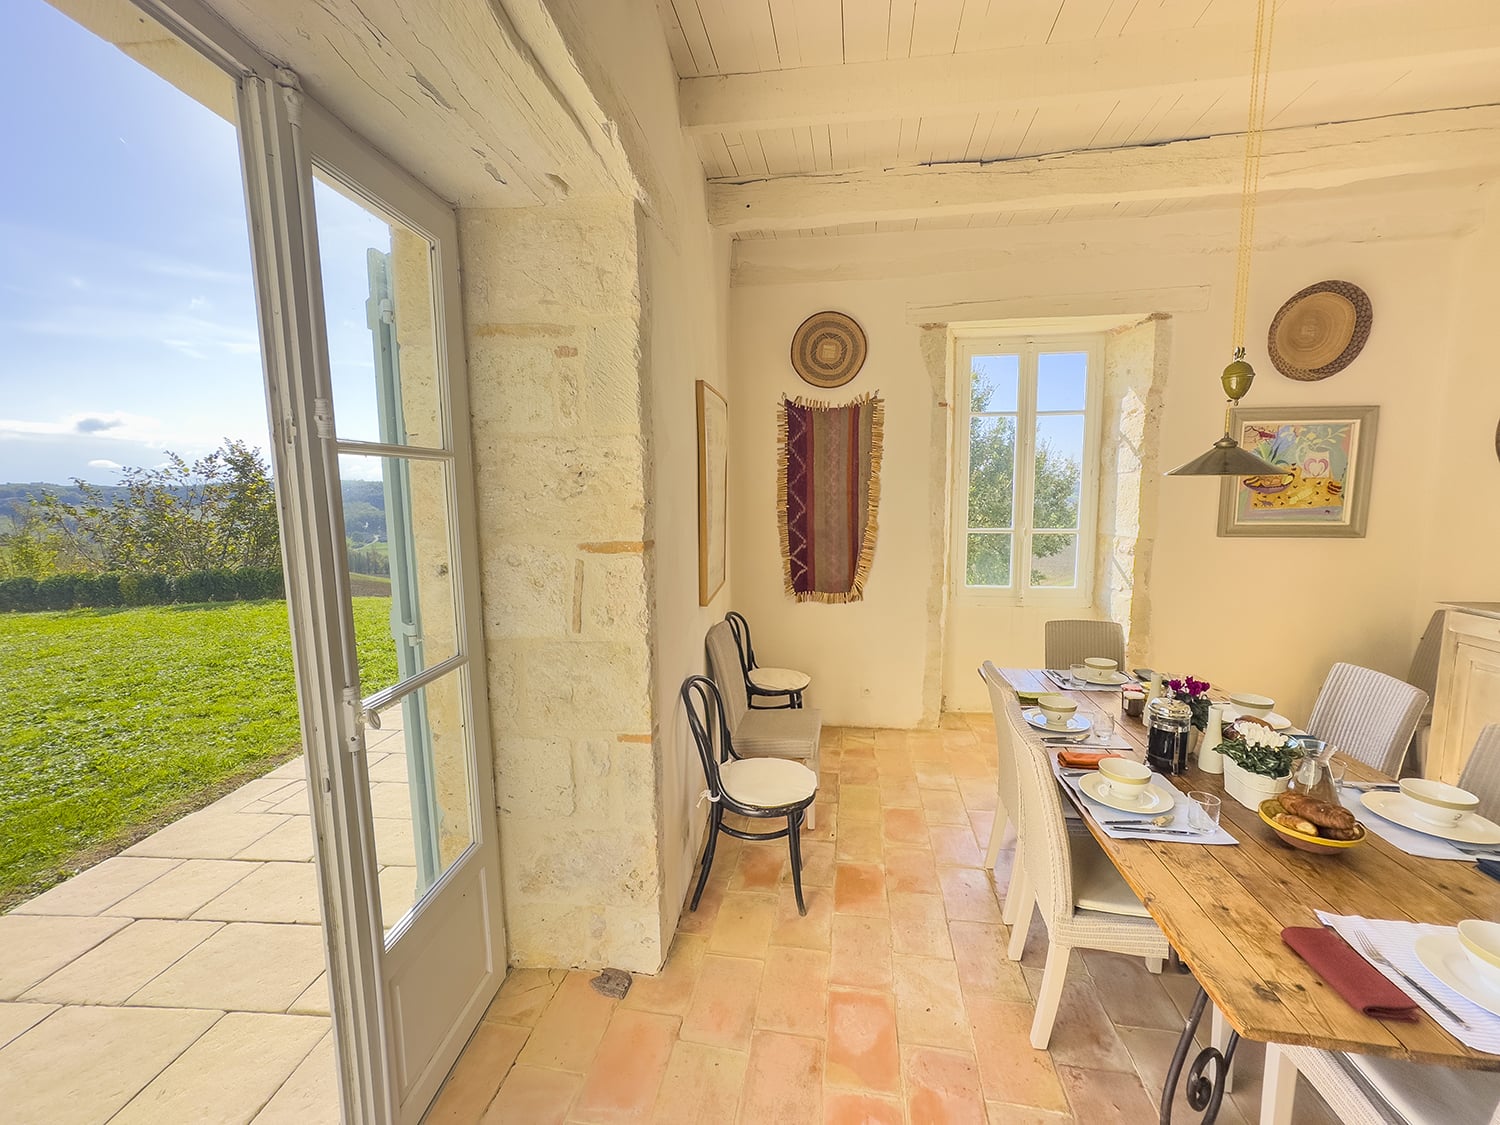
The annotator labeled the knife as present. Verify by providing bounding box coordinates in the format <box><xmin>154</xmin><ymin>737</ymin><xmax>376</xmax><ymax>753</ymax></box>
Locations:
<box><xmin>1107</xmin><ymin>826</ymin><xmax>1204</xmax><ymax>836</ymax></box>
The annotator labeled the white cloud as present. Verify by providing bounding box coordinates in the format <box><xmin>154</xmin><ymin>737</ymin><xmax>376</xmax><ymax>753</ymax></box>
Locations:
<box><xmin>0</xmin><ymin>411</ymin><xmax>165</xmax><ymax>444</ymax></box>
<box><xmin>87</xmin><ymin>459</ymin><xmax>122</xmax><ymax>470</ymax></box>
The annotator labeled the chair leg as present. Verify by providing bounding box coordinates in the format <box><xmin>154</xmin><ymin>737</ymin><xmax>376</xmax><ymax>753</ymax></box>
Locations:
<box><xmin>690</xmin><ymin>806</ymin><xmax>721</xmax><ymax>911</ymax></box>
<box><xmin>983</xmin><ymin>807</ymin><xmax>1010</xmax><ymax>869</ymax></box>
<box><xmin>1144</xmin><ymin>957</ymin><xmax>1164</xmax><ymax>975</ymax></box>
<box><xmin>1211</xmin><ymin>1004</ymin><xmax>1236</xmax><ymax>1093</ymax></box>
<box><xmin>1259</xmin><ymin>1044</ymin><xmax>1298</xmax><ymax>1125</ymax></box>
<box><xmin>1005</xmin><ymin>870</ymin><xmax>1033</xmax><ymax>961</ymax></box>
<box><xmin>787</xmin><ymin>810</ymin><xmax>807</xmax><ymax>915</ymax></box>
<box><xmin>1001</xmin><ymin>849</ymin><xmax>1026</xmax><ymax>928</ymax></box>
<box><xmin>1030</xmin><ymin>942</ymin><xmax>1071</xmax><ymax>1049</ymax></box>
<box><xmin>805</xmin><ymin>799</ymin><xmax>817</xmax><ymax>832</ymax></box>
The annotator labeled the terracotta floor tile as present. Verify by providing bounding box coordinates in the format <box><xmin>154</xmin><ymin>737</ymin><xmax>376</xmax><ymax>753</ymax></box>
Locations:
<box><xmin>707</xmin><ymin>893</ymin><xmax>777</xmax><ymax>959</ymax></box>
<box><xmin>1043</xmin><ymin>975</ymin><xmax>1137</xmax><ymax>1074</ymax></box>
<box><xmin>904</xmin><ymin>1046</ymin><xmax>987</xmax><ymax>1124</ymax></box>
<box><xmin>841</xmin><ymin>760</ymin><xmax>879</xmax><ymax>786</ymax></box>
<box><xmin>482</xmin><ymin>1065</ymin><xmax>582</xmax><ymax>1124</ymax></box>
<box><xmin>806</xmin><ymin>802</ymin><xmax>839</xmax><ymax>843</ymax></box>
<box><xmin>1117</xmin><ymin>1025</ymin><xmax>1250</xmax><ymax>1125</ymax></box>
<box><xmin>516</xmin><ymin>970</ymin><xmax>617</xmax><ymax>1073</ymax></box>
<box><xmin>730</xmin><ymin>846</ymin><xmax>787</xmax><ymax>893</ymax></box>
<box><xmin>947</xmin><ymin>753</ymin><xmax>992</xmax><ymax>780</ymax></box>
<box><xmin>676</xmin><ymin>877</ymin><xmax>726</xmax><ymax>936</ymax></box>
<box><xmin>425</xmin><ymin>1021</ymin><xmax>530</xmax><ymax>1122</ymax></box>
<box><xmin>891</xmin><ymin>956</ymin><xmax>971</xmax><ymax>1050</ymax></box>
<box><xmin>839</xmin><ymin>784</ymin><xmax>882</xmax><ymax>823</ymax></box>
<box><xmin>1078</xmin><ymin>950</ymin><xmax>1183</xmax><ymax>1032</ymax></box>
<box><xmin>770</xmin><ymin>885</ymin><xmax>834</xmax><ymax>951</ymax></box>
<box><xmin>739</xmin><ymin>1030</ymin><xmax>824</xmax><ymax>1124</ymax></box>
<box><xmin>790</xmin><ymin>840</ymin><xmax>838</xmax><ymax>888</ymax></box>
<box><xmin>877</xmin><ymin>777</ymin><xmax>922</xmax><ymax>808</ymax></box>
<box><xmin>937</xmin><ymin>866</ymin><xmax>1003</xmax><ymax>924</ymax></box>
<box><xmin>482</xmin><ymin>968</ymin><xmax>567</xmax><ymax>1027</ymax></box>
<box><xmin>755</xmin><ymin>947</ymin><xmax>829</xmax><ymax>1037</ymax></box>
<box><xmin>825</xmin><ymin>989</ymin><xmax>899</xmax><ymax>1094</ymax></box>
<box><xmin>824</xmin><ymin>1090</ymin><xmax>904</xmax><ymax>1124</ymax></box>
<box><xmin>651</xmin><ymin>1040</ymin><xmax>749</xmax><ymax>1122</ymax></box>
<box><xmin>1054</xmin><ymin>1064</ymin><xmax>1158</xmax><ymax>1123</ymax></box>
<box><xmin>969</xmin><ymin>810</ymin><xmax>998</xmax><ymax>855</ymax></box>
<box><xmin>966</xmin><ymin>996</ymin><xmax>1070</xmax><ymax>1111</ymax></box>
<box><xmin>888</xmin><ymin>892</ymin><xmax>953</xmax><ymax>959</ymax></box>
<box><xmin>829</xmin><ymin>915</ymin><xmax>893</xmax><ymax>992</ymax></box>
<box><xmin>920</xmin><ymin>787</ymin><xmax>971</xmax><ymax>826</ymax></box>
<box><xmin>983</xmin><ymin>1104</ymin><xmax>1075</xmax><ymax>1124</ymax></box>
<box><xmin>907</xmin><ymin>732</ymin><xmax>948</xmax><ymax>761</ymax></box>
<box><xmin>833</xmin><ymin>864</ymin><xmax>888</xmax><ymax>917</ymax></box>
<box><xmin>880</xmin><ymin>807</ymin><xmax>930</xmax><ymax>847</ymax></box>
<box><xmin>874</xmin><ymin>730</ymin><xmax>908</xmax><ymax>750</ymax></box>
<box><xmin>623</xmin><ymin>934</ymin><xmax>706</xmax><ymax>1017</ymax></box>
<box><xmin>949</xmin><ymin>922</ymin><xmax>1030</xmax><ymax>1002</ymax></box>
<box><xmin>956</xmin><ymin>776</ymin><xmax>998</xmax><ymax>811</ymax></box>
<box><xmin>928</xmin><ymin>825</ymin><xmax>983</xmax><ymax>868</ymax></box>
<box><xmin>883</xmin><ymin>847</ymin><xmax>942</xmax><ymax>896</ymax></box>
<box><xmin>915</xmin><ymin>762</ymin><xmax>958</xmax><ymax>791</ymax></box>
<box><xmin>835</xmin><ymin>820</ymin><xmax>885</xmax><ymax>864</ymax></box>
<box><xmin>571</xmin><ymin>1009</ymin><xmax>678</xmax><ymax>1124</ymax></box>
<box><xmin>681</xmin><ymin>955</ymin><xmax>763</xmax><ymax>1050</ymax></box>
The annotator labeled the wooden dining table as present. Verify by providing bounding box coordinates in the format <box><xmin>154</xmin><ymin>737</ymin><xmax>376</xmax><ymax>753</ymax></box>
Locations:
<box><xmin>1001</xmin><ymin>668</ymin><xmax>1500</xmax><ymax>1122</ymax></box>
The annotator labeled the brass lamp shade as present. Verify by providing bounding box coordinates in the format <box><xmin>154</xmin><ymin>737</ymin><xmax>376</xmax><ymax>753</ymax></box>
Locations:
<box><xmin>1167</xmin><ymin>434</ymin><xmax>1286</xmax><ymax>477</ymax></box>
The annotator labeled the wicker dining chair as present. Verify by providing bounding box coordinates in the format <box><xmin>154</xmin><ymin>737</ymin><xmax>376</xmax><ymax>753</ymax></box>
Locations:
<box><xmin>681</xmin><ymin>675</ymin><xmax>818</xmax><ymax>915</ymax></box>
<box><xmin>978</xmin><ymin>662</ymin><xmax>1028</xmax><ymax>925</ymax></box>
<box><xmin>1458</xmin><ymin>724</ymin><xmax>1500</xmax><ymax>824</ymax></box>
<box><xmin>1262</xmin><ymin>1042</ymin><xmax>1500</xmax><ymax>1125</ymax></box>
<box><xmin>1305</xmin><ymin>662</ymin><xmax>1428</xmax><ymax>777</ymax></box>
<box><xmin>1043</xmin><ymin>619</ymin><xmax>1125</xmax><ymax>672</ymax></box>
<box><xmin>999</xmin><ymin>693</ymin><xmax>1169</xmax><ymax>1048</ymax></box>
<box><xmin>725</xmin><ymin>611</ymin><xmax>811</xmax><ymax>709</ymax></box>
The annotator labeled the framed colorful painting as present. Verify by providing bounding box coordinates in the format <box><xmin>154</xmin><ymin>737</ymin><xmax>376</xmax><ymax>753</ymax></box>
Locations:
<box><xmin>1217</xmin><ymin>406</ymin><xmax>1379</xmax><ymax>538</ymax></box>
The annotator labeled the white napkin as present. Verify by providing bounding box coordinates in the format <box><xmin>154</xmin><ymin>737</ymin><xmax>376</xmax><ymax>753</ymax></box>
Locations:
<box><xmin>1339</xmin><ymin>790</ymin><xmax>1481</xmax><ymax>861</ymax></box>
<box><xmin>1059</xmin><ymin>770</ymin><xmax>1238</xmax><ymax>845</ymax></box>
<box><xmin>1317</xmin><ymin>911</ymin><xmax>1500</xmax><ymax>1054</ymax></box>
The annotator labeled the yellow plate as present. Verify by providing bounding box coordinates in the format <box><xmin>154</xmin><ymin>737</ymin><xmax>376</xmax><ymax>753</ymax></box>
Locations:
<box><xmin>1258</xmin><ymin>799</ymin><xmax>1366</xmax><ymax>854</ymax></box>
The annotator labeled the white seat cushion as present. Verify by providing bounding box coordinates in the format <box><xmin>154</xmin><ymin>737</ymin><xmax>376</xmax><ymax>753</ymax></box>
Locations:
<box><xmin>1340</xmin><ymin>1052</ymin><xmax>1500</xmax><ymax>1124</ymax></box>
<box><xmin>1070</xmin><ymin>833</ymin><xmax>1152</xmax><ymax>918</ymax></box>
<box><xmin>720</xmin><ymin>757</ymin><xmax>818</xmax><ymax>809</ymax></box>
<box><xmin>749</xmin><ymin>667</ymin><xmax>811</xmax><ymax>692</ymax></box>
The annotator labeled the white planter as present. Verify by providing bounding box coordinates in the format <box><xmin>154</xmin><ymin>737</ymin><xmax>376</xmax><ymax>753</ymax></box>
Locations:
<box><xmin>1222</xmin><ymin>758</ymin><xmax>1290</xmax><ymax>810</ymax></box>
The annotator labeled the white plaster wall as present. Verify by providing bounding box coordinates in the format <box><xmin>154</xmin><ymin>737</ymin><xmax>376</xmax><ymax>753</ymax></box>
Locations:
<box><xmin>729</xmin><ymin>184</ymin><xmax>1493</xmax><ymax>728</ymax></box>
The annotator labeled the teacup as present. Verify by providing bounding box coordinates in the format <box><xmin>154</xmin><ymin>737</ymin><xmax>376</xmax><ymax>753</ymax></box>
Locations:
<box><xmin>1399</xmin><ymin>778</ymin><xmax>1480</xmax><ymax>826</ymax></box>
<box><xmin>1458</xmin><ymin>920</ymin><xmax>1500</xmax><ymax>992</ymax></box>
<box><xmin>1097</xmin><ymin>757</ymin><xmax>1152</xmax><ymax>802</ymax></box>
<box><xmin>1228</xmin><ymin>692</ymin><xmax>1275</xmax><ymax>719</ymax></box>
<box><xmin>1036</xmin><ymin>693</ymin><xmax>1078</xmax><ymax>729</ymax></box>
<box><xmin>1084</xmin><ymin>657</ymin><xmax>1119</xmax><ymax>684</ymax></box>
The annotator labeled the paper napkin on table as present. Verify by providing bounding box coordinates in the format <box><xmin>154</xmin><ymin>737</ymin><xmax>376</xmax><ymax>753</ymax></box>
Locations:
<box><xmin>1061</xmin><ymin>773</ymin><xmax>1239</xmax><ymax>845</ymax></box>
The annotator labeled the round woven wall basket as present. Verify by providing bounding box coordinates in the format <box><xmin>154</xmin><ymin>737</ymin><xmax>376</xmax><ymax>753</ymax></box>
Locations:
<box><xmin>791</xmin><ymin>311</ymin><xmax>867</xmax><ymax>389</ymax></box>
<box><xmin>1267</xmin><ymin>280</ymin><xmax>1373</xmax><ymax>381</ymax></box>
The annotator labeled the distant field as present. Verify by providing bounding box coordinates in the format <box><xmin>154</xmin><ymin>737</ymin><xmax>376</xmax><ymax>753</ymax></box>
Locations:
<box><xmin>0</xmin><ymin>598</ymin><xmax>397</xmax><ymax>907</ymax></box>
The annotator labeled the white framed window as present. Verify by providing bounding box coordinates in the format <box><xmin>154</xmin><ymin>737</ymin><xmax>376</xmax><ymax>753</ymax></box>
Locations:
<box><xmin>951</xmin><ymin>331</ymin><xmax>1104</xmax><ymax>605</ymax></box>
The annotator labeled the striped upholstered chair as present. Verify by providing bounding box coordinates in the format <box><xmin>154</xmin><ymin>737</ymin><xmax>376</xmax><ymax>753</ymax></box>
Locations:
<box><xmin>1043</xmin><ymin>619</ymin><xmax>1125</xmax><ymax>673</ymax></box>
<box><xmin>1305</xmin><ymin>662</ymin><xmax>1427</xmax><ymax>777</ymax></box>
<box><xmin>1458</xmin><ymin>724</ymin><xmax>1500</xmax><ymax>824</ymax></box>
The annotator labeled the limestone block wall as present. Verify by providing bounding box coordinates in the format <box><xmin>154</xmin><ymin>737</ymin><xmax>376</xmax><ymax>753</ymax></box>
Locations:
<box><xmin>457</xmin><ymin>197</ymin><xmax>664</xmax><ymax>972</ymax></box>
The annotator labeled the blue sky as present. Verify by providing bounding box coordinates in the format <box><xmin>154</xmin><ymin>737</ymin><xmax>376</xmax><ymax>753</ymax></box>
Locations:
<box><xmin>0</xmin><ymin>0</ymin><xmax>391</xmax><ymax>485</ymax></box>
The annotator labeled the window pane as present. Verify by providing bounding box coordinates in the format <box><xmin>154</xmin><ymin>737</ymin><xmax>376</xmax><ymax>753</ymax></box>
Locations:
<box><xmin>968</xmin><ymin>416</ymin><xmax>1016</xmax><ymax>529</ymax></box>
<box><xmin>343</xmin><ymin>453</ymin><xmax>458</xmax><ymax>695</ymax></box>
<box><xmin>1032</xmin><ymin>414</ymin><xmax>1084</xmax><ymax>529</ymax></box>
<box><xmin>967</xmin><ymin>533</ymin><xmax>1012</xmax><ymax>587</ymax></box>
<box><xmin>970</xmin><ymin>354</ymin><xmax>1019</xmax><ymax>413</ymax></box>
<box><xmin>1030</xmin><ymin>532</ymin><xmax>1079</xmax><ymax>588</ymax></box>
<box><xmin>1037</xmin><ymin>352</ymin><xmax>1087</xmax><ymax>411</ymax></box>
<box><xmin>313</xmin><ymin>175</ymin><xmax>444</xmax><ymax>449</ymax></box>
<box><xmin>366</xmin><ymin>675</ymin><xmax>474</xmax><ymax>938</ymax></box>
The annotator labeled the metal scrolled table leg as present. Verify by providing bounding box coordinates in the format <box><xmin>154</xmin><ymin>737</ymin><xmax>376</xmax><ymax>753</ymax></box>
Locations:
<box><xmin>1160</xmin><ymin>986</ymin><xmax>1240</xmax><ymax>1124</ymax></box>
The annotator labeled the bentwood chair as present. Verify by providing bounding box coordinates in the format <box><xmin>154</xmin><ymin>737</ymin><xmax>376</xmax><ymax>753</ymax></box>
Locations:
<box><xmin>1305</xmin><ymin>662</ymin><xmax>1428</xmax><ymax>777</ymax></box>
<box><xmin>1261</xmin><ymin>1042</ymin><xmax>1500</xmax><ymax>1125</ymax></box>
<box><xmin>681</xmin><ymin>675</ymin><xmax>817</xmax><ymax>915</ymax></box>
<box><xmin>1000</xmin><ymin>693</ymin><xmax>1170</xmax><ymax>1048</ymax></box>
<box><xmin>1458</xmin><ymin>724</ymin><xmax>1500</xmax><ymax>823</ymax></box>
<box><xmin>725</xmin><ymin>611</ymin><xmax>811</xmax><ymax>709</ymax></box>
<box><xmin>1043</xmin><ymin>619</ymin><xmax>1125</xmax><ymax>673</ymax></box>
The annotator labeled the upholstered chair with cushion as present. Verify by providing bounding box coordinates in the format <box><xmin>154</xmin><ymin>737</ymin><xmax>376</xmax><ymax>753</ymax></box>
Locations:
<box><xmin>1043</xmin><ymin>619</ymin><xmax>1125</xmax><ymax>673</ymax></box>
<box><xmin>1306</xmin><ymin>662</ymin><xmax>1428</xmax><ymax>777</ymax></box>
<box><xmin>1261</xmin><ymin>1042</ymin><xmax>1500</xmax><ymax>1125</ymax></box>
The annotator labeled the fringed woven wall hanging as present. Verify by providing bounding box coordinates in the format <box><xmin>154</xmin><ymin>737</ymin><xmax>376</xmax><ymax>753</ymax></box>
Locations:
<box><xmin>777</xmin><ymin>393</ymin><xmax>884</xmax><ymax>603</ymax></box>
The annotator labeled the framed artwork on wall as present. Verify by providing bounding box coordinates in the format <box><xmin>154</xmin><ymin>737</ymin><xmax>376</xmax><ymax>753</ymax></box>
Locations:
<box><xmin>1217</xmin><ymin>406</ymin><xmax>1379</xmax><ymax>538</ymax></box>
<box><xmin>696</xmin><ymin>380</ymin><xmax>729</xmax><ymax>605</ymax></box>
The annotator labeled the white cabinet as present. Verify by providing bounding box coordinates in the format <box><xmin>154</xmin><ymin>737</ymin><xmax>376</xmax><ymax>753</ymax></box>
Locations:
<box><xmin>1430</xmin><ymin>603</ymin><xmax>1500</xmax><ymax>784</ymax></box>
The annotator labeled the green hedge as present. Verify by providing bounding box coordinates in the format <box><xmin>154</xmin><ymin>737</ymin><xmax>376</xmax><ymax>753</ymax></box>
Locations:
<box><xmin>0</xmin><ymin>567</ymin><xmax>285</xmax><ymax>612</ymax></box>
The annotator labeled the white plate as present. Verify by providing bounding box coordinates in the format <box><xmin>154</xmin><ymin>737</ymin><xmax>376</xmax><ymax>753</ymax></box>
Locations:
<box><xmin>1221</xmin><ymin>706</ymin><xmax>1292</xmax><ymax>731</ymax></box>
<box><xmin>1078</xmin><ymin>772</ymin><xmax>1176</xmax><ymax>815</ymax></box>
<box><xmin>1081</xmin><ymin>671</ymin><xmax>1132</xmax><ymax>686</ymax></box>
<box><xmin>1025</xmin><ymin>710</ymin><xmax>1092</xmax><ymax>734</ymax></box>
<box><xmin>1360</xmin><ymin>791</ymin><xmax>1500</xmax><ymax>845</ymax></box>
<box><xmin>1415</xmin><ymin>932</ymin><xmax>1500</xmax><ymax>1017</ymax></box>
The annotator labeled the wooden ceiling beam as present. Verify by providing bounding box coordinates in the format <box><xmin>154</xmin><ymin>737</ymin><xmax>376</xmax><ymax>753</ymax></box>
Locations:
<box><xmin>681</xmin><ymin>2</ymin><xmax>1500</xmax><ymax>135</ymax></box>
<box><xmin>706</xmin><ymin>105</ymin><xmax>1500</xmax><ymax>232</ymax></box>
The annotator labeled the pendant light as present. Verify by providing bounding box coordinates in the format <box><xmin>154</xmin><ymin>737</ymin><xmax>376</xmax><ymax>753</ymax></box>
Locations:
<box><xmin>1167</xmin><ymin>0</ymin><xmax>1286</xmax><ymax>479</ymax></box>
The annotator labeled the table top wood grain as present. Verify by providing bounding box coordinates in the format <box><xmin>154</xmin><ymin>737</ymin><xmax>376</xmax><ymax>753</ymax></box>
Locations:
<box><xmin>1000</xmin><ymin>667</ymin><xmax>1500</xmax><ymax>1069</ymax></box>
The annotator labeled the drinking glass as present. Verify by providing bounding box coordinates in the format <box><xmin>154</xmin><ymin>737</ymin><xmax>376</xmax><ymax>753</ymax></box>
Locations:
<box><xmin>1070</xmin><ymin>662</ymin><xmax>1088</xmax><ymax>686</ymax></box>
<box><xmin>1188</xmin><ymin>791</ymin><xmax>1221</xmax><ymax>834</ymax></box>
<box><xmin>1327</xmin><ymin>758</ymin><xmax>1348</xmax><ymax>797</ymax></box>
<box><xmin>1092</xmin><ymin>711</ymin><xmax>1116</xmax><ymax>745</ymax></box>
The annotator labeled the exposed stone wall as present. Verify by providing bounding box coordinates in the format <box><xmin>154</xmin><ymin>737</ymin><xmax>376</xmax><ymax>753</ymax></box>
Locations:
<box><xmin>458</xmin><ymin>196</ymin><xmax>664</xmax><ymax>973</ymax></box>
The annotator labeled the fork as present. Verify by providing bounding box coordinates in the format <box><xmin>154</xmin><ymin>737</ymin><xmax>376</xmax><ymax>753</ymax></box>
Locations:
<box><xmin>1352</xmin><ymin>931</ymin><xmax>1470</xmax><ymax>1028</ymax></box>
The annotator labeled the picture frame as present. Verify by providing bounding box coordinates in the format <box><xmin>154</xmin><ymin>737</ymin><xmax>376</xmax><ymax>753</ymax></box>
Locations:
<box><xmin>696</xmin><ymin>379</ymin><xmax>728</xmax><ymax>605</ymax></box>
<box><xmin>1217</xmin><ymin>405</ymin><xmax>1379</xmax><ymax>538</ymax></box>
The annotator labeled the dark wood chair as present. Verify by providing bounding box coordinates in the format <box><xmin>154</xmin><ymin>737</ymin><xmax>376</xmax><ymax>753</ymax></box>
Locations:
<box><xmin>725</xmin><ymin>610</ymin><xmax>810</xmax><ymax>709</ymax></box>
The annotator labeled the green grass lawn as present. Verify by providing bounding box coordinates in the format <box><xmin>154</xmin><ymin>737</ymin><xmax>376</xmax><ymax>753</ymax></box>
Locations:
<box><xmin>0</xmin><ymin>598</ymin><xmax>398</xmax><ymax>908</ymax></box>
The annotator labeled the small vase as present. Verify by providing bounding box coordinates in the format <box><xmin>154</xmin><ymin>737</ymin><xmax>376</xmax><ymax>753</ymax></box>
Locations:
<box><xmin>1223</xmin><ymin>758</ymin><xmax>1290</xmax><ymax>810</ymax></box>
<box><xmin>1189</xmin><ymin>728</ymin><xmax>1203</xmax><ymax>759</ymax></box>
<box><xmin>1198</xmin><ymin>741</ymin><xmax>1225</xmax><ymax>775</ymax></box>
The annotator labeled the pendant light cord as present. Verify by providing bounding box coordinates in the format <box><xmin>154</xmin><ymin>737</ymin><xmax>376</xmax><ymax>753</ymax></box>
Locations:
<box><xmin>1231</xmin><ymin>0</ymin><xmax>1276</xmax><ymax>354</ymax></box>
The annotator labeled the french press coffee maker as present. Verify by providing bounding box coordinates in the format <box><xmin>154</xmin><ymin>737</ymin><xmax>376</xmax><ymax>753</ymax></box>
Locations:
<box><xmin>1145</xmin><ymin>697</ymin><xmax>1192</xmax><ymax>775</ymax></box>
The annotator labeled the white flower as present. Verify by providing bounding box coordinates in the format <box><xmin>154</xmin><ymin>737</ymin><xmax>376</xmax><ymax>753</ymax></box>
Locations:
<box><xmin>1235</xmin><ymin>721</ymin><xmax>1286</xmax><ymax>751</ymax></box>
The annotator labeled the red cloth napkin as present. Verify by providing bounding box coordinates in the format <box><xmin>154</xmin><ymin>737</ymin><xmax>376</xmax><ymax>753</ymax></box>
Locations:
<box><xmin>1282</xmin><ymin>926</ymin><xmax>1419</xmax><ymax>1021</ymax></box>
<box><xmin>1056</xmin><ymin>749</ymin><xmax>1124</xmax><ymax>771</ymax></box>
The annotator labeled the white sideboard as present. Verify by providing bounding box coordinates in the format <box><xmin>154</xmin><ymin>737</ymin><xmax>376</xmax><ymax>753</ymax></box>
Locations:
<box><xmin>1429</xmin><ymin>602</ymin><xmax>1500</xmax><ymax>784</ymax></box>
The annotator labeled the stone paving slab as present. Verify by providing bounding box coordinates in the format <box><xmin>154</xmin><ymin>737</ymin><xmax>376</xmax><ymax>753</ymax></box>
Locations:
<box><xmin>194</xmin><ymin>861</ymin><xmax>321</xmax><ymax>924</ymax></box>
<box><xmin>123</xmin><ymin>808</ymin><xmax>290</xmax><ymax>860</ymax></box>
<box><xmin>110</xmin><ymin>859</ymin><xmax>262</xmax><ymax>919</ymax></box>
<box><xmin>0</xmin><ymin>914</ymin><xmax>132</xmax><ymax>999</ymax></box>
<box><xmin>129</xmin><ymin>921</ymin><xmax>327</xmax><ymax>1013</ymax></box>
<box><xmin>252</xmin><ymin>1031</ymin><xmax>339</xmax><ymax>1124</ymax></box>
<box><xmin>0</xmin><ymin>1001</ymin><xmax>58</xmax><ymax>1050</ymax></box>
<box><xmin>11</xmin><ymin>857</ymin><xmax>180</xmax><ymax>917</ymax></box>
<box><xmin>22</xmin><ymin>918</ymin><xmax>223</xmax><ymax>1005</ymax></box>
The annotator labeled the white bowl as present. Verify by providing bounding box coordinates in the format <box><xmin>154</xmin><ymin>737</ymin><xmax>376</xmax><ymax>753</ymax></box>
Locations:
<box><xmin>1084</xmin><ymin>657</ymin><xmax>1119</xmax><ymax>683</ymax></box>
<box><xmin>1458</xmin><ymin>920</ymin><xmax>1500</xmax><ymax>992</ymax></box>
<box><xmin>1036</xmin><ymin>693</ymin><xmax>1077</xmax><ymax>727</ymax></box>
<box><xmin>1228</xmin><ymin>692</ymin><xmax>1275</xmax><ymax>718</ymax></box>
<box><xmin>1098</xmin><ymin>757</ymin><xmax>1152</xmax><ymax>799</ymax></box>
<box><xmin>1399</xmin><ymin>778</ymin><xmax>1481</xmax><ymax>826</ymax></box>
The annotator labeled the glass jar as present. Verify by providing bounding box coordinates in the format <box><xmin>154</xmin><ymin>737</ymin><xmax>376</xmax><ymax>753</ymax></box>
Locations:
<box><xmin>1286</xmin><ymin>737</ymin><xmax>1338</xmax><ymax>804</ymax></box>
<box><xmin>1146</xmin><ymin>697</ymin><xmax>1192</xmax><ymax>774</ymax></box>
